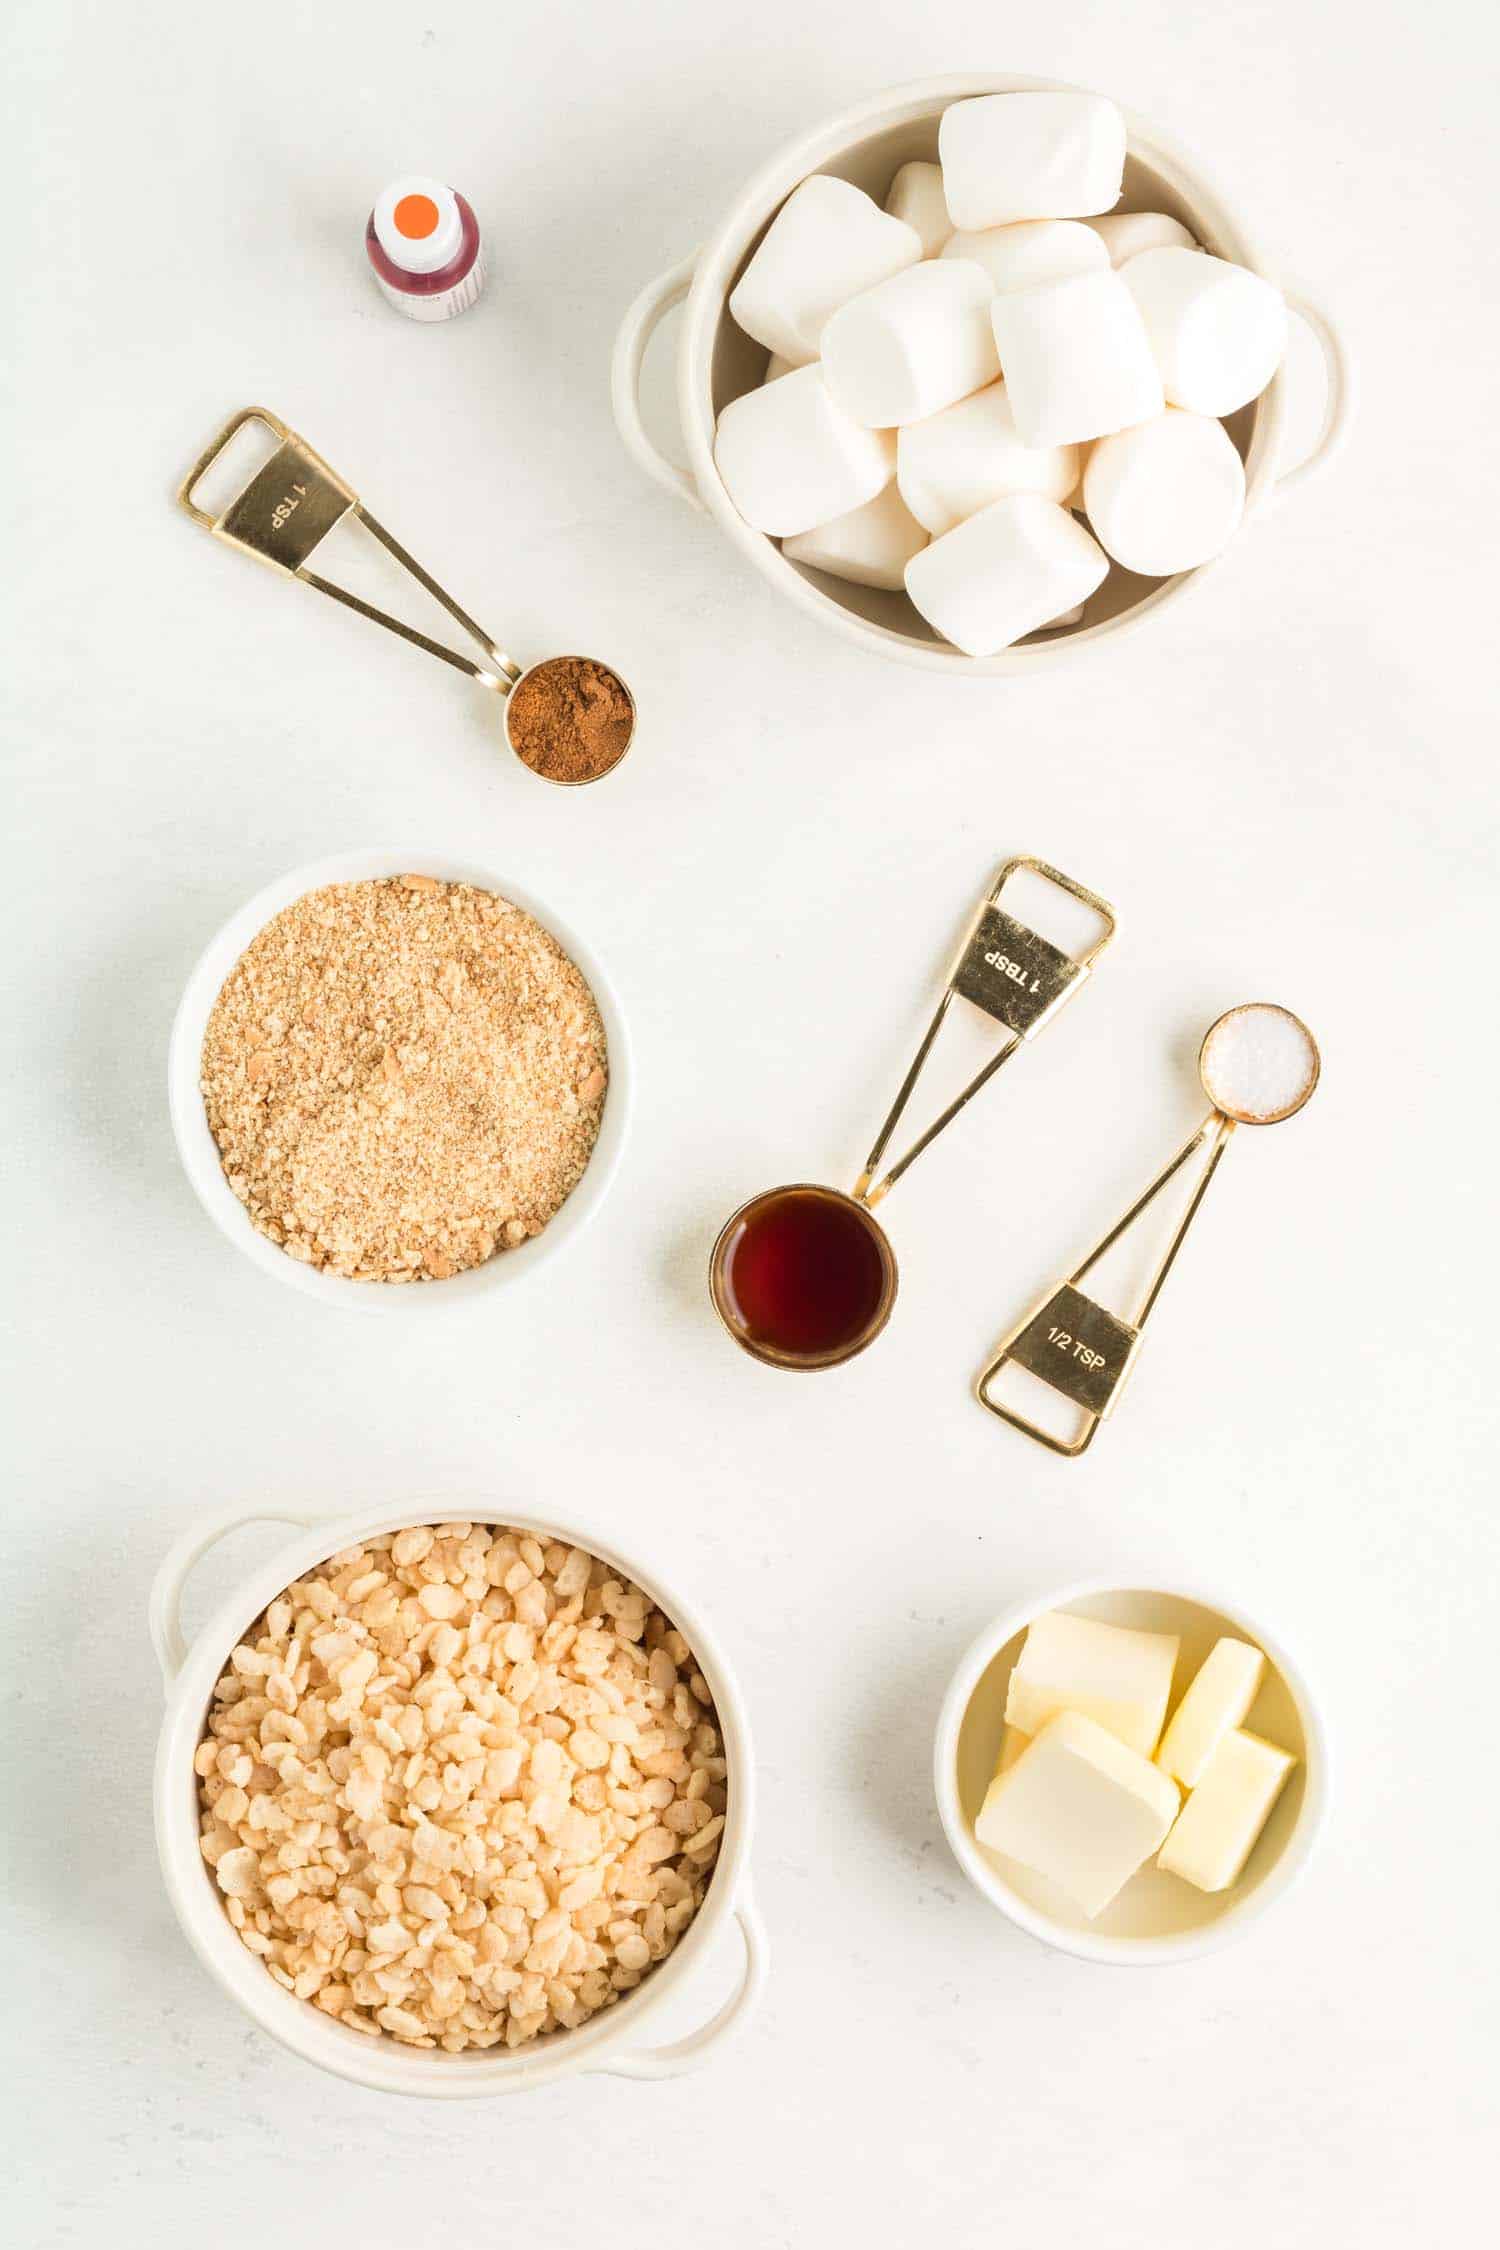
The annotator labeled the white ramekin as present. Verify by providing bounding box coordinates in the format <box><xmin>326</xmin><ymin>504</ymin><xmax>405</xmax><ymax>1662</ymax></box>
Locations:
<box><xmin>612</xmin><ymin>73</ymin><xmax>1354</xmax><ymax>674</ymax></box>
<box><xmin>151</xmin><ymin>1502</ymin><xmax>765</xmax><ymax>2095</ymax></box>
<box><xmin>933</xmin><ymin>1578</ymin><xmax>1328</xmax><ymax>1964</ymax></box>
<box><xmin>168</xmin><ymin>849</ymin><xmax>633</xmax><ymax>1310</ymax></box>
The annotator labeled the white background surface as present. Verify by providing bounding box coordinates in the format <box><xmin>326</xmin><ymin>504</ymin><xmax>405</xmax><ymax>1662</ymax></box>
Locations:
<box><xmin>3</xmin><ymin>2</ymin><xmax>1497</xmax><ymax>2243</ymax></box>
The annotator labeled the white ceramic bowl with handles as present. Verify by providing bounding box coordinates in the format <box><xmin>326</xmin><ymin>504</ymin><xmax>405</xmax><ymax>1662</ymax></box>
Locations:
<box><xmin>933</xmin><ymin>1578</ymin><xmax>1328</xmax><ymax>1963</ymax></box>
<box><xmin>151</xmin><ymin>1502</ymin><xmax>766</xmax><ymax>2095</ymax></box>
<box><xmin>168</xmin><ymin>848</ymin><xmax>632</xmax><ymax>1310</ymax></box>
<box><xmin>612</xmin><ymin>73</ymin><xmax>1353</xmax><ymax>673</ymax></box>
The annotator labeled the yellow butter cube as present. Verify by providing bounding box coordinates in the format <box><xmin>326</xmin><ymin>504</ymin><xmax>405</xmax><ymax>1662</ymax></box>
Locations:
<box><xmin>1004</xmin><ymin>1609</ymin><xmax>1179</xmax><ymax>1757</ymax></box>
<box><xmin>1156</xmin><ymin>1637</ymin><xmax>1265</xmax><ymax>1787</ymax></box>
<box><xmin>975</xmin><ymin>1710</ymin><xmax>1180</xmax><ymax>1918</ymax></box>
<box><xmin>1157</xmin><ymin>1728</ymin><xmax>1296</xmax><ymax>1892</ymax></box>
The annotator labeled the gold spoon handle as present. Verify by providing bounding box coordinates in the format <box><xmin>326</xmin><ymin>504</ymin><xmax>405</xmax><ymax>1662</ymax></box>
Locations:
<box><xmin>854</xmin><ymin>856</ymin><xmax>1117</xmax><ymax>1210</ymax></box>
<box><xmin>177</xmin><ymin>406</ymin><xmax>521</xmax><ymax>690</ymax></box>
<box><xmin>975</xmin><ymin>1109</ymin><xmax>1236</xmax><ymax>1457</ymax></box>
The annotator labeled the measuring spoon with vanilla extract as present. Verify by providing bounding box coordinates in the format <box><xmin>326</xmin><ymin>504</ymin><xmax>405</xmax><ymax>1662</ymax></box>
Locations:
<box><xmin>709</xmin><ymin>859</ymin><xmax>1118</xmax><ymax>1372</ymax></box>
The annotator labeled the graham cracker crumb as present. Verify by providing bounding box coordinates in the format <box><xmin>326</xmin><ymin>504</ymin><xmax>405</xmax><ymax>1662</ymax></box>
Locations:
<box><xmin>201</xmin><ymin>878</ymin><xmax>607</xmax><ymax>1282</ymax></box>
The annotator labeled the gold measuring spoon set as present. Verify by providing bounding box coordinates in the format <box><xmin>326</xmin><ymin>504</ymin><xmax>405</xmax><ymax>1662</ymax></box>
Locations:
<box><xmin>176</xmin><ymin>413</ymin><xmax>1319</xmax><ymax>1456</ymax></box>
<box><xmin>708</xmin><ymin>855</ymin><xmax>1319</xmax><ymax>1457</ymax></box>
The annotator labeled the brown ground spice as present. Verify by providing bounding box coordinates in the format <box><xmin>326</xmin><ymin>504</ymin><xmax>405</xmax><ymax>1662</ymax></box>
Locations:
<box><xmin>201</xmin><ymin>876</ymin><xmax>608</xmax><ymax>1282</ymax></box>
<box><xmin>507</xmin><ymin>656</ymin><xmax>634</xmax><ymax>784</ymax></box>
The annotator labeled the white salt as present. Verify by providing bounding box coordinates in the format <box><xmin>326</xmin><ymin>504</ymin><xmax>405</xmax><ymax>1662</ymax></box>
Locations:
<box><xmin>1199</xmin><ymin>1005</ymin><xmax>1319</xmax><ymax>1123</ymax></box>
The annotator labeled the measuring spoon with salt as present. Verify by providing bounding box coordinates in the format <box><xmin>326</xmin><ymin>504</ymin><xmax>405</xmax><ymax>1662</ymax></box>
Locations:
<box><xmin>709</xmin><ymin>859</ymin><xmax>1118</xmax><ymax>1371</ymax></box>
<box><xmin>178</xmin><ymin>408</ymin><xmax>636</xmax><ymax>785</ymax></box>
<box><xmin>976</xmin><ymin>1002</ymin><xmax>1321</xmax><ymax>1456</ymax></box>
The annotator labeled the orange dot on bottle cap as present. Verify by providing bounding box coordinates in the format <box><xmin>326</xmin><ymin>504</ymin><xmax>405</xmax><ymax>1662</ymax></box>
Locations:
<box><xmin>394</xmin><ymin>193</ymin><xmax>440</xmax><ymax>241</ymax></box>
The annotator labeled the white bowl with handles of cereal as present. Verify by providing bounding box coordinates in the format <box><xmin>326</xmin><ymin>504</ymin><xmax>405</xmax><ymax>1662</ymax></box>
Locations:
<box><xmin>151</xmin><ymin>1503</ymin><xmax>765</xmax><ymax>2094</ymax></box>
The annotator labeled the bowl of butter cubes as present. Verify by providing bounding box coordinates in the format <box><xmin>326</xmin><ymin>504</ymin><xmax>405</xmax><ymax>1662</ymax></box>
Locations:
<box><xmin>933</xmin><ymin>1580</ymin><xmax>1328</xmax><ymax>1961</ymax></box>
<box><xmin>613</xmin><ymin>74</ymin><xmax>1351</xmax><ymax>672</ymax></box>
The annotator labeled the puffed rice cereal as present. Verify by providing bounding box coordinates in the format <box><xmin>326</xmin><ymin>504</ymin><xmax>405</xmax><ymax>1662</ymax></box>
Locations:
<box><xmin>195</xmin><ymin>1524</ymin><xmax>727</xmax><ymax>2051</ymax></box>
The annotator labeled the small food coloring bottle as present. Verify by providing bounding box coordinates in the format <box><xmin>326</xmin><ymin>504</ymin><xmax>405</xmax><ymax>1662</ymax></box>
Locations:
<box><xmin>365</xmin><ymin>177</ymin><xmax>484</xmax><ymax>322</ymax></box>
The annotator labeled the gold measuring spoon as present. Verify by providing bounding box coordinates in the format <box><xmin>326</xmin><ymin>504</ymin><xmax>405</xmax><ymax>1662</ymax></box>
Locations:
<box><xmin>976</xmin><ymin>1002</ymin><xmax>1321</xmax><ymax>1456</ymax></box>
<box><xmin>709</xmin><ymin>859</ymin><xmax>1118</xmax><ymax>1371</ymax></box>
<box><xmin>177</xmin><ymin>408</ymin><xmax>635</xmax><ymax>785</ymax></box>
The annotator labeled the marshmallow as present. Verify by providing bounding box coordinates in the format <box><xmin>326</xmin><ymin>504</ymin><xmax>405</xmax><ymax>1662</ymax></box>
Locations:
<box><xmin>942</xmin><ymin>218</ymin><xmax>1107</xmax><ymax>295</ymax></box>
<box><xmin>884</xmin><ymin>161</ymin><xmax>952</xmax><ymax>257</ymax></box>
<box><xmin>1123</xmin><ymin>247</ymin><xmax>1286</xmax><ymax>416</ymax></box>
<box><xmin>728</xmin><ymin>175</ymin><xmax>921</xmax><ymax>367</ymax></box>
<box><xmin>714</xmin><ymin>364</ymin><xmax>896</xmax><ymax>537</ymax></box>
<box><xmin>939</xmin><ymin>93</ymin><xmax>1126</xmax><ymax>229</ymax></box>
<box><xmin>823</xmin><ymin>260</ymin><xmax>1000</xmax><ymax>429</ymax></box>
<box><xmin>782</xmin><ymin>483</ymin><xmax>928</xmax><ymax>591</ymax></box>
<box><xmin>897</xmin><ymin>380</ymin><xmax>1078</xmax><ymax>537</ymax></box>
<box><xmin>1082</xmin><ymin>409</ymin><xmax>1245</xmax><ymax>576</ymax></box>
<box><xmin>763</xmin><ymin>351</ymin><xmax>795</xmax><ymax>383</ymax></box>
<box><xmin>904</xmin><ymin>492</ymin><xmax>1109</xmax><ymax>655</ymax></box>
<box><xmin>990</xmin><ymin>270</ymin><xmax>1163</xmax><ymax>447</ymax></box>
<box><xmin>1086</xmin><ymin>210</ymin><xmax>1197</xmax><ymax>266</ymax></box>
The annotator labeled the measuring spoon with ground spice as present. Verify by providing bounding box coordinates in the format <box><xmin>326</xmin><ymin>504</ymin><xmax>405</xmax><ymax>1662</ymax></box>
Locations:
<box><xmin>505</xmin><ymin>654</ymin><xmax>636</xmax><ymax>785</ymax></box>
<box><xmin>178</xmin><ymin>410</ymin><xmax>638</xmax><ymax>787</ymax></box>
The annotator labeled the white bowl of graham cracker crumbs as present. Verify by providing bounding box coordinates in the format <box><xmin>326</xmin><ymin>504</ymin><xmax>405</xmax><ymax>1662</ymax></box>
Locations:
<box><xmin>169</xmin><ymin>851</ymin><xmax>632</xmax><ymax>1307</ymax></box>
<box><xmin>151</xmin><ymin>1504</ymin><xmax>765</xmax><ymax>2094</ymax></box>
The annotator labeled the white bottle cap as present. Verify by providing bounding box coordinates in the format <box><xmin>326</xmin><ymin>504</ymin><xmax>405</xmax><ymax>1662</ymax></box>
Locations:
<box><xmin>372</xmin><ymin>177</ymin><xmax>465</xmax><ymax>274</ymax></box>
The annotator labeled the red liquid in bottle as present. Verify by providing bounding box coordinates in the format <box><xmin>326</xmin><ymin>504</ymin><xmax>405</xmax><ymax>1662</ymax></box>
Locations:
<box><xmin>364</xmin><ymin>192</ymin><xmax>482</xmax><ymax>297</ymax></box>
<box><xmin>715</xmin><ymin>1187</ymin><xmax>893</xmax><ymax>1365</ymax></box>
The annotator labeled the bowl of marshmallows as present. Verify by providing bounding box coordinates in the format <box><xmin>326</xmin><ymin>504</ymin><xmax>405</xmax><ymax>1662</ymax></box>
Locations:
<box><xmin>614</xmin><ymin>75</ymin><xmax>1351</xmax><ymax>672</ymax></box>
